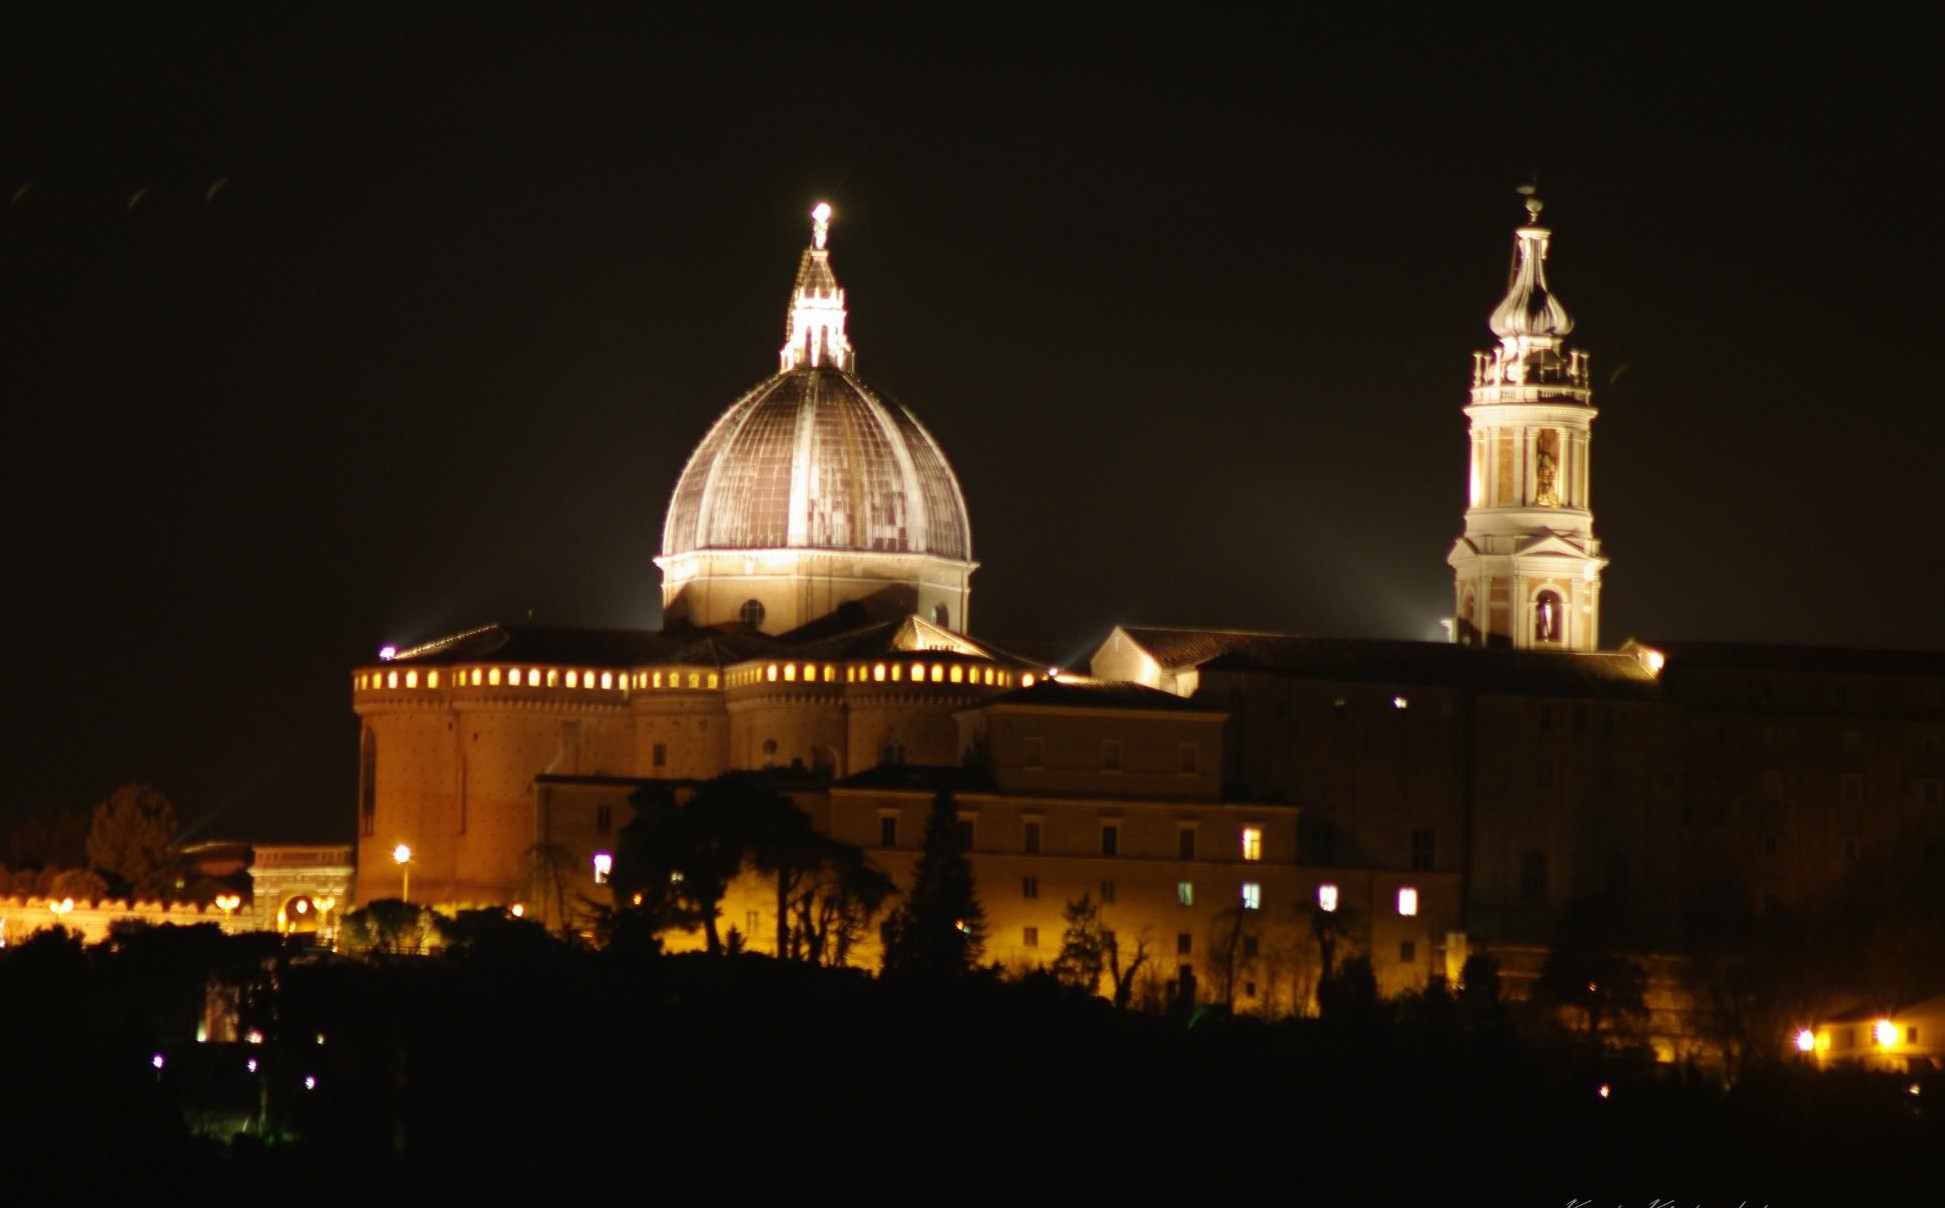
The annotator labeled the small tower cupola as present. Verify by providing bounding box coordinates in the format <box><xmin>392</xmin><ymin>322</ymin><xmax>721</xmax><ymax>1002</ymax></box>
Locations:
<box><xmin>1447</xmin><ymin>187</ymin><xmax>1608</xmax><ymax>652</ymax></box>
<box><xmin>780</xmin><ymin>201</ymin><xmax>854</xmax><ymax>373</ymax></box>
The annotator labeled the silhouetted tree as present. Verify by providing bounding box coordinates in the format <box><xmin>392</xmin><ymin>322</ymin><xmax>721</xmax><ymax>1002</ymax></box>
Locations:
<box><xmin>1536</xmin><ymin>896</ymin><xmax>1650</xmax><ymax>1053</ymax></box>
<box><xmin>6</xmin><ymin>806</ymin><xmax>90</xmax><ymax>871</ymax></box>
<box><xmin>47</xmin><ymin>867</ymin><xmax>110</xmax><ymax>901</ymax></box>
<box><xmin>787</xmin><ymin>845</ymin><xmax>896</xmax><ymax>967</ymax></box>
<box><xmin>1106</xmin><ymin>928</ymin><xmax>1151</xmax><ymax>1009</ymax></box>
<box><xmin>86</xmin><ymin>784</ymin><xmax>180</xmax><ymax>899</ymax></box>
<box><xmin>1316</xmin><ymin>953</ymin><xmax>1383</xmax><ymax>1025</ymax></box>
<box><xmin>881</xmin><ymin>791</ymin><xmax>984</xmax><ymax>976</ymax></box>
<box><xmin>612</xmin><ymin>781</ymin><xmax>742</xmax><ymax>952</ymax></box>
<box><xmin>338</xmin><ymin>899</ymin><xmax>440</xmax><ymax>956</ymax></box>
<box><xmin>1051</xmin><ymin>894</ymin><xmax>1108</xmax><ymax>994</ymax></box>
<box><xmin>1204</xmin><ymin>905</ymin><xmax>1263</xmax><ymax>1011</ymax></box>
<box><xmin>1456</xmin><ymin>952</ymin><xmax>1510</xmax><ymax>1035</ymax></box>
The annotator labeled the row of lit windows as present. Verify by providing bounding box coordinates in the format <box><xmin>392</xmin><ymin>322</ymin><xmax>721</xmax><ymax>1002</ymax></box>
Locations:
<box><xmin>355</xmin><ymin>667</ymin><xmax>722</xmax><ymax>692</ymax></box>
<box><xmin>728</xmin><ymin>661</ymin><xmax>1033</xmax><ymax>689</ymax></box>
<box><xmin>1014</xmin><ymin>878</ymin><xmax>1417</xmax><ymax>918</ymax></box>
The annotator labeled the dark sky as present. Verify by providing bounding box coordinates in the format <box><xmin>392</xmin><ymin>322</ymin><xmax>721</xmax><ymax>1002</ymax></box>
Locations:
<box><xmin>4</xmin><ymin>15</ymin><xmax>1940</xmax><ymax>844</ymax></box>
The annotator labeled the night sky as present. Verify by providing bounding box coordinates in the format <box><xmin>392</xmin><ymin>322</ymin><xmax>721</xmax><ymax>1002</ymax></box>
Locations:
<box><xmin>4</xmin><ymin>15</ymin><xmax>1940</xmax><ymax>844</ymax></box>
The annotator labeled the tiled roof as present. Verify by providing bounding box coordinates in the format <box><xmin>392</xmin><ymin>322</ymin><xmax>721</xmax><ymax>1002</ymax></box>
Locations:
<box><xmin>1630</xmin><ymin>639</ymin><xmax>1945</xmax><ymax>679</ymax></box>
<box><xmin>1119</xmin><ymin>626</ymin><xmax>1662</xmax><ymax>700</ymax></box>
<box><xmin>974</xmin><ymin>677</ymin><xmax>1221</xmax><ymax>713</ymax></box>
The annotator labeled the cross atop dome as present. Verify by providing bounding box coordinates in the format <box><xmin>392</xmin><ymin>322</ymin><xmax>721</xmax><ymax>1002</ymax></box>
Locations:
<box><xmin>781</xmin><ymin>200</ymin><xmax>853</xmax><ymax>373</ymax></box>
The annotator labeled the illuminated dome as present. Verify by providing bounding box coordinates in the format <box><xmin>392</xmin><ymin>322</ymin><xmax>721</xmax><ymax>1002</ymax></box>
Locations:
<box><xmin>661</xmin><ymin>369</ymin><xmax>970</xmax><ymax>562</ymax></box>
<box><xmin>655</xmin><ymin>204</ymin><xmax>977</xmax><ymax>634</ymax></box>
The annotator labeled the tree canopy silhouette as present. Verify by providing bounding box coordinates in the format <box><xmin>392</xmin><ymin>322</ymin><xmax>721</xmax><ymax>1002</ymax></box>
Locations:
<box><xmin>880</xmin><ymin>790</ymin><xmax>985</xmax><ymax>977</ymax></box>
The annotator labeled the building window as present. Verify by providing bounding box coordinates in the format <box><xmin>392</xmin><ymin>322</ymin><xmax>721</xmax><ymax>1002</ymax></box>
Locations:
<box><xmin>596</xmin><ymin>805</ymin><xmax>612</xmax><ymax>834</ymax></box>
<box><xmin>1024</xmin><ymin>736</ymin><xmax>1044</xmax><ymax>768</ymax></box>
<box><xmin>1177</xmin><ymin>932</ymin><xmax>1192</xmax><ymax>955</ymax></box>
<box><xmin>933</xmin><ymin>603</ymin><xmax>950</xmax><ymax>628</ymax></box>
<box><xmin>957</xmin><ymin>818</ymin><xmax>975</xmax><ymax>850</ymax></box>
<box><xmin>1179</xmin><ymin>743</ymin><xmax>1198</xmax><ymax>774</ymax></box>
<box><xmin>592</xmin><ymin>852</ymin><xmax>613</xmax><ymax>885</ymax></box>
<box><xmin>652</xmin><ymin>742</ymin><xmax>668</xmax><ymax>769</ymax></box>
<box><xmin>1409</xmin><ymin>827</ymin><xmax>1434</xmax><ymax>871</ymax></box>
<box><xmin>1243</xmin><ymin>937</ymin><xmax>1259</xmax><ymax>960</ymax></box>
<box><xmin>1023</xmin><ymin>926</ymin><xmax>1039</xmax><ymax>948</ymax></box>
<box><xmin>1520</xmin><ymin>851</ymin><xmax>1547</xmax><ymax>901</ymax></box>
<box><xmin>739</xmin><ymin>599</ymin><xmax>765</xmax><ymax>628</ymax></box>
<box><xmin>358</xmin><ymin>729</ymin><xmax>377</xmax><ymax>837</ymax></box>
<box><xmin>1241</xmin><ymin>882</ymin><xmax>1261</xmax><ymax>911</ymax></box>
<box><xmin>1023</xmin><ymin>819</ymin><xmax>1041</xmax><ymax>854</ymax></box>
<box><xmin>1397</xmin><ymin>886</ymin><xmax>1419</xmax><ymax>917</ymax></box>
<box><xmin>1100</xmin><ymin>880</ymin><xmax>1116</xmax><ymax>904</ymax></box>
<box><xmin>1177</xmin><ymin>881</ymin><xmax>1193</xmax><ymax>907</ymax></box>
<box><xmin>1241</xmin><ymin>826</ymin><xmax>1263</xmax><ymax>862</ymax></box>
<box><xmin>1178</xmin><ymin>828</ymin><xmax>1196</xmax><ymax>860</ymax></box>
<box><xmin>761</xmin><ymin>738</ymin><xmax>778</xmax><ymax>768</ymax></box>
<box><xmin>1317</xmin><ymin>883</ymin><xmax>1339</xmax><ymax>913</ymax></box>
<box><xmin>880</xmin><ymin>816</ymin><xmax>898</xmax><ymax>848</ymax></box>
<box><xmin>1101</xmin><ymin>823</ymin><xmax>1119</xmax><ymax>857</ymax></box>
<box><xmin>1022</xmin><ymin>876</ymin><xmax>1039</xmax><ymax>900</ymax></box>
<box><xmin>1400</xmin><ymin>940</ymin><xmax>1416</xmax><ymax>963</ymax></box>
<box><xmin>1102</xmin><ymin>740</ymin><xmax>1121</xmax><ymax>772</ymax></box>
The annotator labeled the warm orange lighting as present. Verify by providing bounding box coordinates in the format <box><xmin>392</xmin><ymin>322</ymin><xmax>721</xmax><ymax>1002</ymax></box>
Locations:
<box><xmin>1241</xmin><ymin>826</ymin><xmax>1263</xmax><ymax>861</ymax></box>
<box><xmin>1317</xmin><ymin>883</ymin><xmax>1339</xmax><ymax>913</ymax></box>
<box><xmin>1397</xmin><ymin>886</ymin><xmax>1419</xmax><ymax>916</ymax></box>
<box><xmin>509</xmin><ymin>903</ymin><xmax>525</xmax><ymax>918</ymax></box>
<box><xmin>1597</xmin><ymin>1083</ymin><xmax>1611</xmax><ymax>1099</ymax></box>
<box><xmin>1022</xmin><ymin>673</ymin><xmax>1036</xmax><ymax>688</ymax></box>
<box><xmin>1795</xmin><ymin>1028</ymin><xmax>1816</xmax><ymax>1053</ymax></box>
<box><xmin>1875</xmin><ymin>1019</ymin><xmax>1899</xmax><ymax>1049</ymax></box>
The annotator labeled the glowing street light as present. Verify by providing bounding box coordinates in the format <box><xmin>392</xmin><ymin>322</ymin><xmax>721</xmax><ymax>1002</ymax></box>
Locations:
<box><xmin>393</xmin><ymin>844</ymin><xmax>413</xmax><ymax>901</ymax></box>
<box><xmin>1874</xmin><ymin>1019</ymin><xmax>1899</xmax><ymax>1049</ymax></box>
<box><xmin>1795</xmin><ymin>1028</ymin><xmax>1817</xmax><ymax>1054</ymax></box>
<box><xmin>48</xmin><ymin>898</ymin><xmax>75</xmax><ymax>921</ymax></box>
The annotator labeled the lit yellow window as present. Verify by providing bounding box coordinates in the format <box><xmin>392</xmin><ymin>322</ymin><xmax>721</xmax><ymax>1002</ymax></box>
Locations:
<box><xmin>824</xmin><ymin>664</ymin><xmax>835</xmax><ymax>683</ymax></box>
<box><xmin>471</xmin><ymin>668</ymin><xmax>483</xmax><ymax>686</ymax></box>
<box><xmin>1397</xmin><ymin>887</ymin><xmax>1419</xmax><ymax>917</ymax></box>
<box><xmin>705</xmin><ymin>673</ymin><xmax>717</xmax><ymax>688</ymax></box>
<box><xmin>530</xmin><ymin>669</ymin><xmax>541</xmax><ymax>686</ymax></box>
<box><xmin>405</xmin><ymin>670</ymin><xmax>418</xmax><ymax>689</ymax></box>
<box><xmin>892</xmin><ymin>664</ymin><xmax>904</xmax><ymax>682</ymax></box>
<box><xmin>356</xmin><ymin>675</ymin><xmax>366</xmax><ymax>690</ymax></box>
<box><xmin>949</xmin><ymin>665</ymin><xmax>963</xmax><ymax>684</ymax></box>
<box><xmin>783</xmin><ymin>663</ymin><xmax>796</xmax><ymax>682</ymax></box>
<box><xmin>385</xmin><ymin>671</ymin><xmax>397</xmax><ymax>689</ymax></box>
<box><xmin>873</xmin><ymin>663</ymin><xmax>886</xmax><ymax>682</ymax></box>
<box><xmin>488</xmin><ymin>667</ymin><xmax>501</xmax><ymax>686</ymax></box>
<box><xmin>546</xmin><ymin>669</ymin><xmax>558</xmax><ymax>687</ymax></box>
<box><xmin>932</xmin><ymin>664</ymin><xmax>945</xmax><ymax>683</ymax></box>
<box><xmin>509</xmin><ymin>669</ymin><xmax>522</xmax><ymax>686</ymax></box>
<box><xmin>1022</xmin><ymin>673</ymin><xmax>1035</xmax><ymax>688</ymax></box>
<box><xmin>566</xmin><ymin>671</ymin><xmax>578</xmax><ymax>688</ymax></box>
<box><xmin>688</xmin><ymin>673</ymin><xmax>700</xmax><ymax>688</ymax></box>
<box><xmin>1241</xmin><ymin>826</ymin><xmax>1263</xmax><ymax>861</ymax></box>
<box><xmin>600</xmin><ymin>672</ymin><xmax>613</xmax><ymax>690</ymax></box>
<box><xmin>652</xmin><ymin>671</ymin><xmax>662</xmax><ymax>688</ymax></box>
<box><xmin>583</xmin><ymin>670</ymin><xmax>594</xmax><ymax>688</ymax></box>
<box><xmin>428</xmin><ymin>671</ymin><xmax>439</xmax><ymax>689</ymax></box>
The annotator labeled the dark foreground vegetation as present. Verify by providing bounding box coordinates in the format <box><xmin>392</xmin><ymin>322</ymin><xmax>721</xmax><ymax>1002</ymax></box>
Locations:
<box><xmin>0</xmin><ymin>917</ymin><xmax>1931</xmax><ymax>1203</ymax></box>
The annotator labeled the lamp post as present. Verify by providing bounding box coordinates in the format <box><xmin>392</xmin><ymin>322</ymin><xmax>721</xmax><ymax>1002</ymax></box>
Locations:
<box><xmin>214</xmin><ymin>894</ymin><xmax>241</xmax><ymax>934</ymax></box>
<box><xmin>393</xmin><ymin>844</ymin><xmax>413</xmax><ymax>902</ymax></box>
<box><xmin>314</xmin><ymin>896</ymin><xmax>336</xmax><ymax>945</ymax></box>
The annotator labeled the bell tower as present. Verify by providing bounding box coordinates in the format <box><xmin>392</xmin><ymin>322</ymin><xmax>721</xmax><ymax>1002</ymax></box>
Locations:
<box><xmin>1447</xmin><ymin>188</ymin><xmax>1607</xmax><ymax>650</ymax></box>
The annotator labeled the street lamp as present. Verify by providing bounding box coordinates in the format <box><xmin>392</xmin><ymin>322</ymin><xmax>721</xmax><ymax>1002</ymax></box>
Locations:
<box><xmin>314</xmin><ymin>896</ymin><xmax>337</xmax><ymax>944</ymax></box>
<box><xmin>393</xmin><ymin>844</ymin><xmax>413</xmax><ymax>902</ymax></box>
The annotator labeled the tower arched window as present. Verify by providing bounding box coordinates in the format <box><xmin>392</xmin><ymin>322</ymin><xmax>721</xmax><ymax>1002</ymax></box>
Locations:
<box><xmin>1534</xmin><ymin>590</ymin><xmax>1564</xmax><ymax>645</ymax></box>
<box><xmin>740</xmin><ymin>599</ymin><xmax>766</xmax><ymax>628</ymax></box>
<box><xmin>761</xmin><ymin>738</ymin><xmax>778</xmax><ymax>768</ymax></box>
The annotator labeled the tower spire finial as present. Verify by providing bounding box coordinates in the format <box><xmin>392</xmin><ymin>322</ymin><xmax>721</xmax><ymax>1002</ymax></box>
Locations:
<box><xmin>811</xmin><ymin>201</ymin><xmax>832</xmax><ymax>250</ymax></box>
<box><xmin>1516</xmin><ymin>181</ymin><xmax>1543</xmax><ymax>226</ymax></box>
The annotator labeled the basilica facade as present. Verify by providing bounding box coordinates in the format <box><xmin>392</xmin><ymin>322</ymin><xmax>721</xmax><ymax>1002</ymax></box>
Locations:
<box><xmin>350</xmin><ymin>198</ymin><xmax>1945</xmax><ymax>1042</ymax></box>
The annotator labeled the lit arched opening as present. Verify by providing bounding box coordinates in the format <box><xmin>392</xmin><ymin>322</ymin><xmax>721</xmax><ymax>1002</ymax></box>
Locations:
<box><xmin>1534</xmin><ymin>590</ymin><xmax>1564</xmax><ymax>646</ymax></box>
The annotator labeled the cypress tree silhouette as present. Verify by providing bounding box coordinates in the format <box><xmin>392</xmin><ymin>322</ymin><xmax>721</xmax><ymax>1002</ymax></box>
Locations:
<box><xmin>881</xmin><ymin>790</ymin><xmax>985</xmax><ymax>976</ymax></box>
